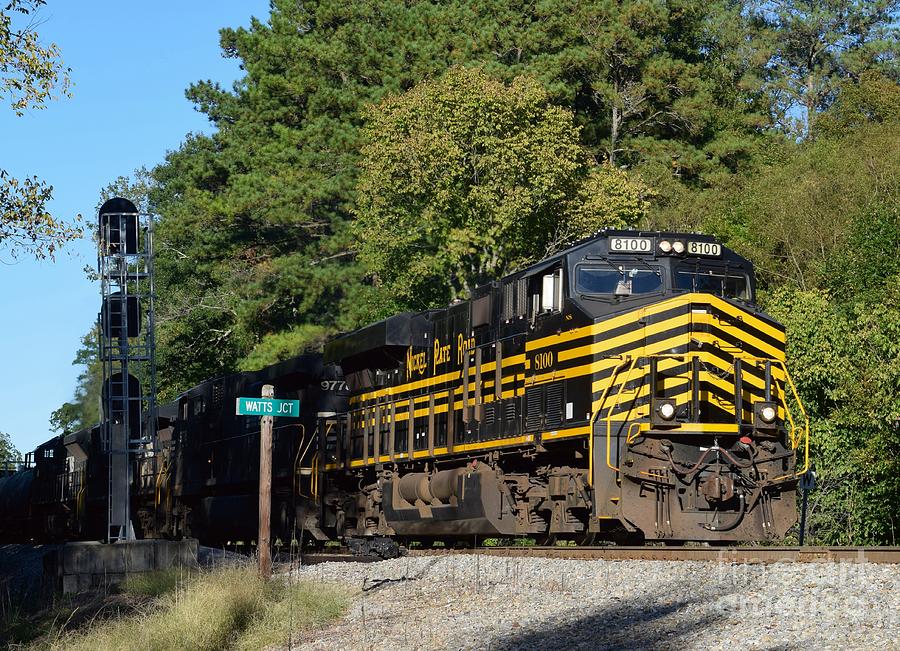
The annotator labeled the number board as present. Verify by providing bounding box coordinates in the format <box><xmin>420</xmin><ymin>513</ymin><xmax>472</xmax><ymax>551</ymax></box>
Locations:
<box><xmin>687</xmin><ymin>241</ymin><xmax>722</xmax><ymax>257</ymax></box>
<box><xmin>609</xmin><ymin>237</ymin><xmax>653</xmax><ymax>253</ymax></box>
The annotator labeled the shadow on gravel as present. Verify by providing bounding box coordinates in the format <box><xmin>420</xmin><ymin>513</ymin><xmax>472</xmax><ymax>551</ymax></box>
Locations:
<box><xmin>362</xmin><ymin>557</ymin><xmax>442</xmax><ymax>593</ymax></box>
<box><xmin>492</xmin><ymin>578</ymin><xmax>736</xmax><ymax>651</ymax></box>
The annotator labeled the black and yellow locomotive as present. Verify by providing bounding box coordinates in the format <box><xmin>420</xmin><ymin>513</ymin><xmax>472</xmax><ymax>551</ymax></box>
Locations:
<box><xmin>320</xmin><ymin>230</ymin><xmax>809</xmax><ymax>543</ymax></box>
<box><xmin>0</xmin><ymin>230</ymin><xmax>808</xmax><ymax>547</ymax></box>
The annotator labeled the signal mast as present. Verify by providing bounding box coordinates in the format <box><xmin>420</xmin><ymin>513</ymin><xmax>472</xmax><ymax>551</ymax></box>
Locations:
<box><xmin>97</xmin><ymin>198</ymin><xmax>158</xmax><ymax>542</ymax></box>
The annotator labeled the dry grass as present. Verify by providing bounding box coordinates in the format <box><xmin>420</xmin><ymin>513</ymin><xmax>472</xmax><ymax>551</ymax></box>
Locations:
<box><xmin>120</xmin><ymin>567</ymin><xmax>197</xmax><ymax>598</ymax></box>
<box><xmin>30</xmin><ymin>567</ymin><xmax>349</xmax><ymax>651</ymax></box>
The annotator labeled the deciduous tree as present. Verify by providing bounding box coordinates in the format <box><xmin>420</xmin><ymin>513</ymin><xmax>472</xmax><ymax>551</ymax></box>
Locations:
<box><xmin>49</xmin><ymin>330</ymin><xmax>102</xmax><ymax>432</ymax></box>
<box><xmin>0</xmin><ymin>0</ymin><xmax>78</xmax><ymax>259</ymax></box>
<box><xmin>354</xmin><ymin>67</ymin><xmax>651</xmax><ymax>312</ymax></box>
<box><xmin>0</xmin><ymin>430</ymin><xmax>20</xmax><ymax>462</ymax></box>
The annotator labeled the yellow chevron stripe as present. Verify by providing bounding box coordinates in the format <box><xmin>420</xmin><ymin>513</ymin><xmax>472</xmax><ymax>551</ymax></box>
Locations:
<box><xmin>525</xmin><ymin>296</ymin><xmax>692</xmax><ymax>353</ymax></box>
<box><xmin>703</xmin><ymin>294</ymin><xmax>785</xmax><ymax>344</ymax></box>
<box><xmin>557</xmin><ymin>312</ymin><xmax>691</xmax><ymax>364</ymax></box>
<box><xmin>348</xmin><ymin>294</ymin><xmax>782</xmax><ymax>406</ymax></box>
<box><xmin>541</xmin><ymin>425</ymin><xmax>591</xmax><ymax>441</ymax></box>
<box><xmin>350</xmin><ymin>352</ymin><xmax>529</xmax><ymax>404</ymax></box>
<box><xmin>691</xmin><ymin>315</ymin><xmax>784</xmax><ymax>360</ymax></box>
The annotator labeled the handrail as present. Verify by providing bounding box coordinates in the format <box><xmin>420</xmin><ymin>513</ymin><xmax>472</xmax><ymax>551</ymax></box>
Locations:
<box><xmin>154</xmin><ymin>458</ymin><xmax>170</xmax><ymax>508</ymax></box>
<box><xmin>76</xmin><ymin>484</ymin><xmax>86</xmax><ymax>522</ymax></box>
<box><xmin>311</xmin><ymin>452</ymin><xmax>320</xmax><ymax>499</ymax></box>
<box><xmin>772</xmin><ymin>360</ymin><xmax>810</xmax><ymax>478</ymax></box>
<box><xmin>625</xmin><ymin>422</ymin><xmax>643</xmax><ymax>445</ymax></box>
<box><xmin>606</xmin><ymin>357</ymin><xmax>641</xmax><ymax>473</ymax></box>
<box><xmin>587</xmin><ymin>357</ymin><xmax>630</xmax><ymax>486</ymax></box>
<box><xmin>730</xmin><ymin>354</ymin><xmax>810</xmax><ymax>480</ymax></box>
<box><xmin>587</xmin><ymin>351</ymin><xmax>810</xmax><ymax>486</ymax></box>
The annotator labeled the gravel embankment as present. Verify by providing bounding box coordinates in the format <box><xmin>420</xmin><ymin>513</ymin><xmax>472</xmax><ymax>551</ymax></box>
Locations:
<box><xmin>291</xmin><ymin>554</ymin><xmax>899</xmax><ymax>650</ymax></box>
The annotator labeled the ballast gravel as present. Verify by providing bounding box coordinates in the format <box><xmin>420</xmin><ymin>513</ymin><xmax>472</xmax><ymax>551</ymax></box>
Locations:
<box><xmin>290</xmin><ymin>553</ymin><xmax>899</xmax><ymax>651</ymax></box>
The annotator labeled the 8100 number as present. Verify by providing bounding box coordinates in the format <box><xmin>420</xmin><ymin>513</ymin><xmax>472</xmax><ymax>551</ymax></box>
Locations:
<box><xmin>610</xmin><ymin>237</ymin><xmax>652</xmax><ymax>253</ymax></box>
<box><xmin>687</xmin><ymin>241</ymin><xmax>722</xmax><ymax>257</ymax></box>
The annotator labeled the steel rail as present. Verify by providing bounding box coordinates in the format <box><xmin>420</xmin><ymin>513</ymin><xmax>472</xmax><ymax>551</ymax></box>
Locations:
<box><xmin>301</xmin><ymin>546</ymin><xmax>900</xmax><ymax>565</ymax></box>
<box><xmin>407</xmin><ymin>545</ymin><xmax>900</xmax><ymax>564</ymax></box>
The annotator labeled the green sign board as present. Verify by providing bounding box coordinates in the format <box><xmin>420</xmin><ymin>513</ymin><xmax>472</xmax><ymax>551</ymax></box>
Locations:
<box><xmin>235</xmin><ymin>397</ymin><xmax>301</xmax><ymax>418</ymax></box>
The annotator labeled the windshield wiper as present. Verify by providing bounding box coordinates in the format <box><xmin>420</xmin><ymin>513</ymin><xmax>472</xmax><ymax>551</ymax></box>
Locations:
<box><xmin>624</xmin><ymin>258</ymin><xmax>661</xmax><ymax>276</ymax></box>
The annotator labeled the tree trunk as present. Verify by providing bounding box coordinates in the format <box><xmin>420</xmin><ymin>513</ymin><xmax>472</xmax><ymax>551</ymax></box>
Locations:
<box><xmin>805</xmin><ymin>71</ymin><xmax>817</xmax><ymax>140</ymax></box>
<box><xmin>610</xmin><ymin>105</ymin><xmax>619</xmax><ymax>165</ymax></box>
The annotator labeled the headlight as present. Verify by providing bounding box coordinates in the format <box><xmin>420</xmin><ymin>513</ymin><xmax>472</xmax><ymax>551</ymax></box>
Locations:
<box><xmin>657</xmin><ymin>402</ymin><xmax>676</xmax><ymax>420</ymax></box>
<box><xmin>754</xmin><ymin>401</ymin><xmax>778</xmax><ymax>428</ymax></box>
<box><xmin>659</xmin><ymin>240</ymin><xmax>672</xmax><ymax>253</ymax></box>
<box><xmin>672</xmin><ymin>240</ymin><xmax>686</xmax><ymax>254</ymax></box>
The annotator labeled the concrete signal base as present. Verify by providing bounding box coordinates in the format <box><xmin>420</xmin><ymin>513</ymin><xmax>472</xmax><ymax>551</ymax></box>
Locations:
<box><xmin>44</xmin><ymin>538</ymin><xmax>199</xmax><ymax>594</ymax></box>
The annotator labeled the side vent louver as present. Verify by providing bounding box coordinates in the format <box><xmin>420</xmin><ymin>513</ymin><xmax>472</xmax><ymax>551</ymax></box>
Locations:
<box><xmin>525</xmin><ymin>388</ymin><xmax>543</xmax><ymax>431</ymax></box>
<box><xmin>545</xmin><ymin>382</ymin><xmax>564</xmax><ymax>430</ymax></box>
<box><xmin>483</xmin><ymin>402</ymin><xmax>496</xmax><ymax>426</ymax></box>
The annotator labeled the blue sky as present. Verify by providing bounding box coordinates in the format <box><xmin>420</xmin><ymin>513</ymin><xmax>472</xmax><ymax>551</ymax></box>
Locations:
<box><xmin>0</xmin><ymin>1</ymin><xmax>269</xmax><ymax>453</ymax></box>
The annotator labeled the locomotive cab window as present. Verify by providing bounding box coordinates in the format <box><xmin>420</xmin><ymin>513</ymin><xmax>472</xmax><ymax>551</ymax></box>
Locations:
<box><xmin>676</xmin><ymin>267</ymin><xmax>750</xmax><ymax>300</ymax></box>
<box><xmin>576</xmin><ymin>265</ymin><xmax>663</xmax><ymax>297</ymax></box>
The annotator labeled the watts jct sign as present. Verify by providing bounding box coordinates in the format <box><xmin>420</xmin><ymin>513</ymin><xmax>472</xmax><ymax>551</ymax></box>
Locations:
<box><xmin>235</xmin><ymin>397</ymin><xmax>300</xmax><ymax>417</ymax></box>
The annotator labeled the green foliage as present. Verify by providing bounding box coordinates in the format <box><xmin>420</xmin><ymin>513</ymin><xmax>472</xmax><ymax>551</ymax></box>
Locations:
<box><xmin>657</xmin><ymin>119</ymin><xmax>900</xmax><ymax>292</ymax></box>
<box><xmin>0</xmin><ymin>430</ymin><xmax>20</xmax><ymax>462</ymax></box>
<box><xmin>355</xmin><ymin>67</ymin><xmax>651</xmax><ymax>312</ymax></box>
<box><xmin>568</xmin><ymin>166</ymin><xmax>656</xmax><ymax>242</ymax></box>
<box><xmin>824</xmin><ymin>201</ymin><xmax>900</xmax><ymax>300</ymax></box>
<box><xmin>0</xmin><ymin>1</ymin><xmax>80</xmax><ymax>260</ymax></box>
<box><xmin>766</xmin><ymin>280</ymin><xmax>900</xmax><ymax>545</ymax></box>
<box><xmin>817</xmin><ymin>70</ymin><xmax>900</xmax><ymax>138</ymax></box>
<box><xmin>150</xmin><ymin>0</ymin><xmax>771</xmax><ymax>396</ymax></box>
<box><xmin>750</xmin><ymin>0</ymin><xmax>900</xmax><ymax>137</ymax></box>
<box><xmin>48</xmin><ymin>402</ymin><xmax>80</xmax><ymax>434</ymax></box>
<box><xmin>238</xmin><ymin>324</ymin><xmax>330</xmax><ymax>371</ymax></box>
<box><xmin>0</xmin><ymin>0</ymin><xmax>71</xmax><ymax>115</ymax></box>
<box><xmin>49</xmin><ymin>330</ymin><xmax>101</xmax><ymax>433</ymax></box>
<box><xmin>0</xmin><ymin>171</ymin><xmax>82</xmax><ymax>259</ymax></box>
<box><xmin>541</xmin><ymin>0</ymin><xmax>770</xmax><ymax>180</ymax></box>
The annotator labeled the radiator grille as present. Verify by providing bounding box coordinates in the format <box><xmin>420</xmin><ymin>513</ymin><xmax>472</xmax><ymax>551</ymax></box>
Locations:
<box><xmin>525</xmin><ymin>388</ymin><xmax>543</xmax><ymax>431</ymax></box>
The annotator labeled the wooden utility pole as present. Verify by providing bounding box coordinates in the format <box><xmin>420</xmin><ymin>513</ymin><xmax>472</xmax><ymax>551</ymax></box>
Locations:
<box><xmin>258</xmin><ymin>384</ymin><xmax>274</xmax><ymax>579</ymax></box>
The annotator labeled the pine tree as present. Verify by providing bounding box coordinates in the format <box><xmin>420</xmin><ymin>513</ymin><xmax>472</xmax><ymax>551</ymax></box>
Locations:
<box><xmin>750</xmin><ymin>0</ymin><xmax>900</xmax><ymax>137</ymax></box>
<box><xmin>150</xmin><ymin>0</ymin><xmax>772</xmax><ymax>391</ymax></box>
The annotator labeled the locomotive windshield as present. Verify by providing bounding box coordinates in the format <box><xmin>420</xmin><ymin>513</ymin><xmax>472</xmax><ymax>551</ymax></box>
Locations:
<box><xmin>675</xmin><ymin>267</ymin><xmax>750</xmax><ymax>300</ymax></box>
<box><xmin>576</xmin><ymin>265</ymin><xmax>663</xmax><ymax>296</ymax></box>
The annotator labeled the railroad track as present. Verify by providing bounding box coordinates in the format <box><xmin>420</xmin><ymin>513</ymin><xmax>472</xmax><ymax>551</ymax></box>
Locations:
<box><xmin>301</xmin><ymin>545</ymin><xmax>900</xmax><ymax>565</ymax></box>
